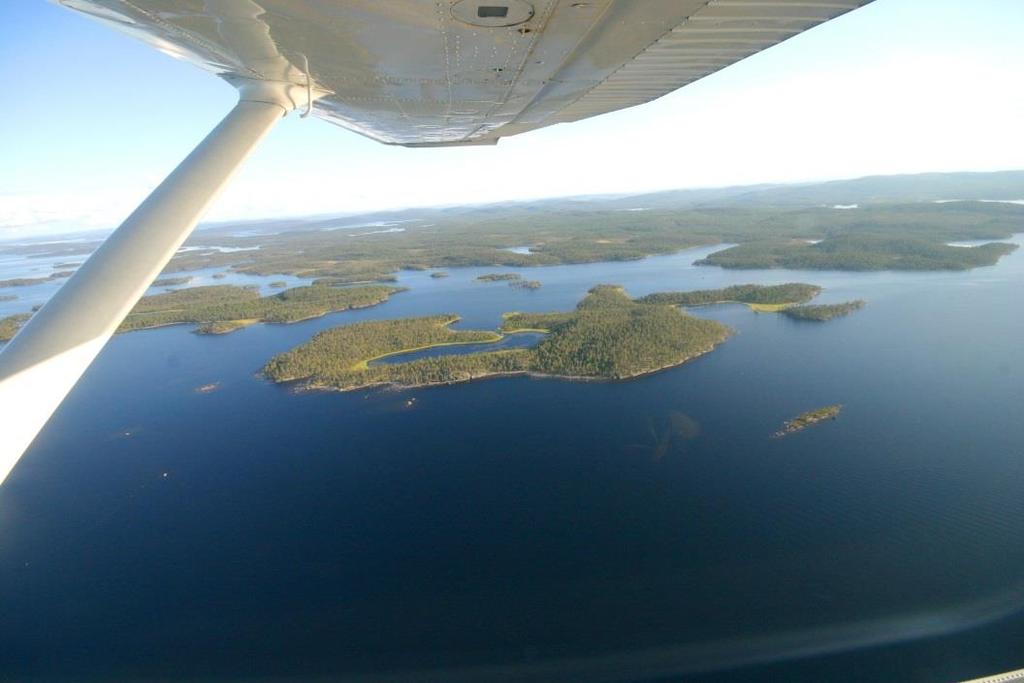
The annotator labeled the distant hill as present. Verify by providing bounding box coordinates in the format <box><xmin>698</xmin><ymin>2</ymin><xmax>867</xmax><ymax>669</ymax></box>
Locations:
<box><xmin>610</xmin><ymin>170</ymin><xmax>1024</xmax><ymax>210</ymax></box>
<box><xmin>6</xmin><ymin>170</ymin><xmax>1020</xmax><ymax>245</ymax></box>
<box><xmin>193</xmin><ymin>170</ymin><xmax>1024</xmax><ymax>238</ymax></box>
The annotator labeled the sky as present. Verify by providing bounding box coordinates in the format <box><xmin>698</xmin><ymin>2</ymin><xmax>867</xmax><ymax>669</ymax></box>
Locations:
<box><xmin>1</xmin><ymin>0</ymin><xmax>1023</xmax><ymax>237</ymax></box>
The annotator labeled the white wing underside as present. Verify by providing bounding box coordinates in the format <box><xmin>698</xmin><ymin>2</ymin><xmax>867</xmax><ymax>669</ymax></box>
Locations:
<box><xmin>1</xmin><ymin>0</ymin><xmax>874</xmax><ymax>484</ymax></box>
<box><xmin>59</xmin><ymin>0</ymin><xmax>872</xmax><ymax>147</ymax></box>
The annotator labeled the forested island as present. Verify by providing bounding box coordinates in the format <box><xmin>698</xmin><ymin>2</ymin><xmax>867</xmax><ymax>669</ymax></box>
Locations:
<box><xmin>697</xmin><ymin>236</ymin><xmax>1018</xmax><ymax>271</ymax></box>
<box><xmin>475</xmin><ymin>273</ymin><xmax>542</xmax><ymax>289</ymax></box>
<box><xmin>773</xmin><ymin>405</ymin><xmax>842</xmax><ymax>438</ymax></box>
<box><xmin>119</xmin><ymin>284</ymin><xmax>402</xmax><ymax>334</ymax></box>
<box><xmin>0</xmin><ymin>271</ymin><xmax>75</xmax><ymax>288</ymax></box>
<box><xmin>0</xmin><ymin>313</ymin><xmax>31</xmax><ymax>342</ymax></box>
<box><xmin>122</xmin><ymin>284</ymin><xmax>402</xmax><ymax>334</ymax></box>
<box><xmin>1</xmin><ymin>284</ymin><xmax>404</xmax><ymax>339</ymax></box>
<box><xmin>637</xmin><ymin>283</ymin><xmax>820</xmax><ymax>311</ymax></box>
<box><xmin>153</xmin><ymin>276</ymin><xmax>193</xmax><ymax>287</ymax></box>
<box><xmin>511</xmin><ymin>279</ymin><xmax>542</xmax><ymax>290</ymax></box>
<box><xmin>782</xmin><ymin>300</ymin><xmax>865</xmax><ymax>321</ymax></box>
<box><xmin>264</xmin><ymin>285</ymin><xmax>731</xmax><ymax>392</ymax></box>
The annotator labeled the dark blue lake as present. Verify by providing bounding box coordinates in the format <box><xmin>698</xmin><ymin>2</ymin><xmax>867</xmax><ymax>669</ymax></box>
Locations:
<box><xmin>2</xmin><ymin>241</ymin><xmax>1023</xmax><ymax>681</ymax></box>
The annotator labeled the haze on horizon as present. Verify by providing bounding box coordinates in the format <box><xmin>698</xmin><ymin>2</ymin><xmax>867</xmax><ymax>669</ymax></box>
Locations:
<box><xmin>2</xmin><ymin>0</ymin><xmax>1023</xmax><ymax>237</ymax></box>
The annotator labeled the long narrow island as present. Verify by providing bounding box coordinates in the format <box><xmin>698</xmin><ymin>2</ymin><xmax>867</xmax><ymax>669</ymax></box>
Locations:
<box><xmin>636</xmin><ymin>283</ymin><xmax>821</xmax><ymax>311</ymax></box>
<box><xmin>696</xmin><ymin>235</ymin><xmax>1018</xmax><ymax>271</ymax></box>
<box><xmin>0</xmin><ymin>283</ymin><xmax>405</xmax><ymax>341</ymax></box>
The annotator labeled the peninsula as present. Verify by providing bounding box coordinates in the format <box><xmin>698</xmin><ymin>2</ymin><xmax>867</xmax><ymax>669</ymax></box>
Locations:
<box><xmin>264</xmin><ymin>285</ymin><xmax>732</xmax><ymax>392</ymax></box>
<box><xmin>2</xmin><ymin>284</ymin><xmax>405</xmax><ymax>340</ymax></box>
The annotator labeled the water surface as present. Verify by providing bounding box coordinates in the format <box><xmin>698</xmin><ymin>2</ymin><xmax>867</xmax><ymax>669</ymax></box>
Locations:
<box><xmin>1</xmin><ymin>241</ymin><xmax>1023</xmax><ymax>681</ymax></box>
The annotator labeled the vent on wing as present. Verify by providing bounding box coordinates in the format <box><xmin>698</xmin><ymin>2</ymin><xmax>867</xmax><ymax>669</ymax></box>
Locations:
<box><xmin>451</xmin><ymin>0</ymin><xmax>534</xmax><ymax>27</ymax></box>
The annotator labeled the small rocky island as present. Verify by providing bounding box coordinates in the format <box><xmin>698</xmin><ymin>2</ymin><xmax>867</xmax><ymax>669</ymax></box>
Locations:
<box><xmin>475</xmin><ymin>272</ymin><xmax>542</xmax><ymax>289</ymax></box>
<box><xmin>476</xmin><ymin>272</ymin><xmax>522</xmax><ymax>282</ymax></box>
<box><xmin>772</xmin><ymin>404</ymin><xmax>842</xmax><ymax>438</ymax></box>
<box><xmin>510</xmin><ymin>279</ymin><xmax>542</xmax><ymax>290</ymax></box>
<box><xmin>0</xmin><ymin>271</ymin><xmax>75</xmax><ymax>288</ymax></box>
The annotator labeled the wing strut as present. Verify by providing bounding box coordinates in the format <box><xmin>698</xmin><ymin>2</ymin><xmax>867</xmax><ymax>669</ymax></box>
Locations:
<box><xmin>0</xmin><ymin>81</ymin><xmax>303</xmax><ymax>485</ymax></box>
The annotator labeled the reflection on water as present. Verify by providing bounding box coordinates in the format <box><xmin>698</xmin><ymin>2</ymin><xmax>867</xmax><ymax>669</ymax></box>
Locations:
<box><xmin>627</xmin><ymin>411</ymin><xmax>701</xmax><ymax>460</ymax></box>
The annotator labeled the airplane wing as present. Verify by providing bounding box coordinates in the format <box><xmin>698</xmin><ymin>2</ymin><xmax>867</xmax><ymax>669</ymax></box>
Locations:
<box><xmin>0</xmin><ymin>0</ymin><xmax>873</xmax><ymax>483</ymax></box>
<box><xmin>58</xmin><ymin>0</ymin><xmax>872</xmax><ymax>146</ymax></box>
